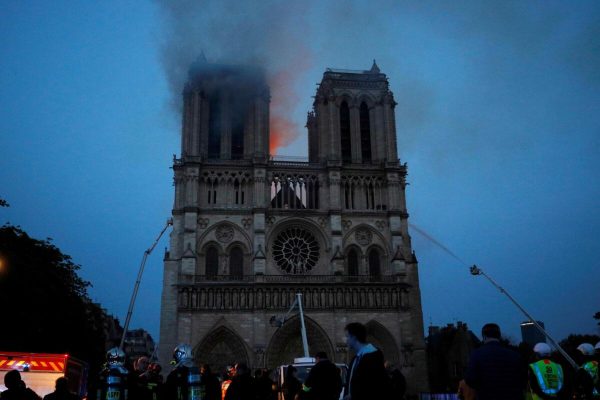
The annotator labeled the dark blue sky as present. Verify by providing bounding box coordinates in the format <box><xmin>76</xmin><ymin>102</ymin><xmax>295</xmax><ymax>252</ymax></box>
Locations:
<box><xmin>1</xmin><ymin>1</ymin><xmax>599</xmax><ymax>345</ymax></box>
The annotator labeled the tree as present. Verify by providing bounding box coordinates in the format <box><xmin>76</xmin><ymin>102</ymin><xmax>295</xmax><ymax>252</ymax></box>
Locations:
<box><xmin>0</xmin><ymin>224</ymin><xmax>106</xmax><ymax>369</ymax></box>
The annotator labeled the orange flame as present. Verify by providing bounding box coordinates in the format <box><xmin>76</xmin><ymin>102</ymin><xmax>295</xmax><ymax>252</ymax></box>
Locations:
<box><xmin>268</xmin><ymin>46</ymin><xmax>313</xmax><ymax>155</ymax></box>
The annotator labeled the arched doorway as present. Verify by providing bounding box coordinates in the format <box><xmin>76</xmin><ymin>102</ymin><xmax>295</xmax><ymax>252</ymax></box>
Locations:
<box><xmin>194</xmin><ymin>326</ymin><xmax>250</xmax><ymax>372</ymax></box>
<box><xmin>266</xmin><ymin>316</ymin><xmax>335</xmax><ymax>368</ymax></box>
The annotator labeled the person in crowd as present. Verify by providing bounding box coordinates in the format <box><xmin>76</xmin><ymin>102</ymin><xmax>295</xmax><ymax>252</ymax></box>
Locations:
<box><xmin>145</xmin><ymin>362</ymin><xmax>163</xmax><ymax>400</ymax></box>
<box><xmin>572</xmin><ymin>343</ymin><xmax>598</xmax><ymax>399</ymax></box>
<box><xmin>97</xmin><ymin>348</ymin><xmax>129</xmax><ymax>400</ymax></box>
<box><xmin>525</xmin><ymin>342</ymin><xmax>565</xmax><ymax>400</ymax></box>
<box><xmin>1</xmin><ymin>370</ymin><xmax>41</xmax><ymax>400</ymax></box>
<box><xmin>221</xmin><ymin>365</ymin><xmax>235</xmax><ymax>400</ymax></box>
<box><xmin>344</xmin><ymin>322</ymin><xmax>391</xmax><ymax>400</ymax></box>
<box><xmin>282</xmin><ymin>365</ymin><xmax>302</xmax><ymax>400</ymax></box>
<box><xmin>224</xmin><ymin>363</ymin><xmax>255</xmax><ymax>400</ymax></box>
<box><xmin>463</xmin><ymin>323</ymin><xmax>527</xmax><ymax>400</ymax></box>
<box><xmin>43</xmin><ymin>377</ymin><xmax>79</xmax><ymax>400</ymax></box>
<box><xmin>163</xmin><ymin>343</ymin><xmax>202</xmax><ymax>400</ymax></box>
<box><xmin>129</xmin><ymin>356</ymin><xmax>152</xmax><ymax>400</ymax></box>
<box><xmin>254</xmin><ymin>369</ymin><xmax>275</xmax><ymax>400</ymax></box>
<box><xmin>384</xmin><ymin>361</ymin><xmax>406</xmax><ymax>400</ymax></box>
<box><xmin>303</xmin><ymin>351</ymin><xmax>342</xmax><ymax>400</ymax></box>
<box><xmin>201</xmin><ymin>364</ymin><xmax>222</xmax><ymax>400</ymax></box>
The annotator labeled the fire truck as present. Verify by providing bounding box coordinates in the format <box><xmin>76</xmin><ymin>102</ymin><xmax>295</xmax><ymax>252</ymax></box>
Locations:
<box><xmin>0</xmin><ymin>352</ymin><xmax>88</xmax><ymax>398</ymax></box>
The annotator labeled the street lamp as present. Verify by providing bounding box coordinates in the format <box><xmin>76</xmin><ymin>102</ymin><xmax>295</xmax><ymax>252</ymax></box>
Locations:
<box><xmin>270</xmin><ymin>293</ymin><xmax>310</xmax><ymax>358</ymax></box>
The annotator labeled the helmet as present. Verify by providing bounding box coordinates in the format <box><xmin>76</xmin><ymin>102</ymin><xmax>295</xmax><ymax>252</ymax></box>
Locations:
<box><xmin>106</xmin><ymin>347</ymin><xmax>126</xmax><ymax>366</ymax></box>
<box><xmin>533</xmin><ymin>342</ymin><xmax>551</xmax><ymax>356</ymax></box>
<box><xmin>173</xmin><ymin>343</ymin><xmax>193</xmax><ymax>363</ymax></box>
<box><xmin>595</xmin><ymin>341</ymin><xmax>600</xmax><ymax>352</ymax></box>
<box><xmin>576</xmin><ymin>343</ymin><xmax>594</xmax><ymax>356</ymax></box>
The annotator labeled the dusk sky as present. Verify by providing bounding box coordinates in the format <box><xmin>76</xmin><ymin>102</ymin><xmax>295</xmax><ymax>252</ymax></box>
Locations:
<box><xmin>1</xmin><ymin>1</ymin><xmax>599</xmax><ymax>346</ymax></box>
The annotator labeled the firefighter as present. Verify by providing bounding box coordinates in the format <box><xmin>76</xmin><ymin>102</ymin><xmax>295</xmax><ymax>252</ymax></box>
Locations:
<box><xmin>130</xmin><ymin>356</ymin><xmax>153</xmax><ymax>400</ymax></box>
<box><xmin>163</xmin><ymin>343</ymin><xmax>203</xmax><ymax>400</ymax></box>
<box><xmin>579</xmin><ymin>343</ymin><xmax>599</xmax><ymax>398</ymax></box>
<box><xmin>573</xmin><ymin>343</ymin><xmax>599</xmax><ymax>399</ymax></box>
<box><xmin>97</xmin><ymin>347</ymin><xmax>129</xmax><ymax>400</ymax></box>
<box><xmin>525</xmin><ymin>342</ymin><xmax>564</xmax><ymax>400</ymax></box>
<box><xmin>146</xmin><ymin>362</ymin><xmax>164</xmax><ymax>400</ymax></box>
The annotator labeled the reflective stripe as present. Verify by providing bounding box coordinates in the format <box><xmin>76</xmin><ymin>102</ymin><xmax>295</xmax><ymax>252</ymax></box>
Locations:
<box><xmin>530</xmin><ymin>360</ymin><xmax>563</xmax><ymax>396</ymax></box>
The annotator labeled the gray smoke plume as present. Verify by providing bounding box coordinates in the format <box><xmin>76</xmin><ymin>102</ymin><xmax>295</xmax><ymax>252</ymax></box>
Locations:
<box><xmin>155</xmin><ymin>0</ymin><xmax>600</xmax><ymax>160</ymax></box>
<box><xmin>155</xmin><ymin>0</ymin><xmax>315</xmax><ymax>153</ymax></box>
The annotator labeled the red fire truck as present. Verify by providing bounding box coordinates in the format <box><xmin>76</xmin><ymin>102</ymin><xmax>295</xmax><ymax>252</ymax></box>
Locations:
<box><xmin>0</xmin><ymin>352</ymin><xmax>88</xmax><ymax>398</ymax></box>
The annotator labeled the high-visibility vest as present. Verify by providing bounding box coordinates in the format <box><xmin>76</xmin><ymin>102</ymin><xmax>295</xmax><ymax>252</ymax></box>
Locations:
<box><xmin>582</xmin><ymin>361</ymin><xmax>599</xmax><ymax>397</ymax></box>
<box><xmin>527</xmin><ymin>359</ymin><xmax>564</xmax><ymax>399</ymax></box>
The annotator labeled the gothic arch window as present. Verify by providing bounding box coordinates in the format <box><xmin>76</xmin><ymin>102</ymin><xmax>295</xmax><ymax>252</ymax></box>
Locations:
<box><xmin>340</xmin><ymin>101</ymin><xmax>352</xmax><ymax>163</ymax></box>
<box><xmin>234</xmin><ymin>180</ymin><xmax>243</xmax><ymax>205</ymax></box>
<box><xmin>208</xmin><ymin>96</ymin><xmax>221</xmax><ymax>158</ymax></box>
<box><xmin>206</xmin><ymin>246</ymin><xmax>219</xmax><ymax>278</ymax></box>
<box><xmin>229</xmin><ymin>246</ymin><xmax>244</xmax><ymax>279</ymax></box>
<box><xmin>368</xmin><ymin>248</ymin><xmax>381</xmax><ymax>279</ymax></box>
<box><xmin>207</xmin><ymin>179</ymin><xmax>218</xmax><ymax>205</ymax></box>
<box><xmin>360</xmin><ymin>102</ymin><xmax>372</xmax><ymax>162</ymax></box>
<box><xmin>365</xmin><ymin>181</ymin><xmax>375</xmax><ymax>209</ymax></box>
<box><xmin>347</xmin><ymin>248</ymin><xmax>359</xmax><ymax>278</ymax></box>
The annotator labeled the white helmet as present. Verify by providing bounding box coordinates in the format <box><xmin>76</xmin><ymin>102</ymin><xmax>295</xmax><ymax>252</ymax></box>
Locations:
<box><xmin>576</xmin><ymin>343</ymin><xmax>594</xmax><ymax>356</ymax></box>
<box><xmin>533</xmin><ymin>342</ymin><xmax>552</xmax><ymax>357</ymax></box>
<box><xmin>106</xmin><ymin>347</ymin><xmax>126</xmax><ymax>366</ymax></box>
<box><xmin>173</xmin><ymin>343</ymin><xmax>193</xmax><ymax>363</ymax></box>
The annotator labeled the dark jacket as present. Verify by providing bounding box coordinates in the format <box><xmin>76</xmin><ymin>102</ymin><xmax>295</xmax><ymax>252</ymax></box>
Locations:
<box><xmin>224</xmin><ymin>373</ymin><xmax>255</xmax><ymax>400</ymax></box>
<box><xmin>202</xmin><ymin>371</ymin><xmax>222</xmax><ymax>400</ymax></box>
<box><xmin>1</xmin><ymin>387</ymin><xmax>42</xmax><ymax>400</ymax></box>
<box><xmin>346</xmin><ymin>344</ymin><xmax>391</xmax><ymax>400</ymax></box>
<box><xmin>304</xmin><ymin>359</ymin><xmax>342</xmax><ymax>400</ymax></box>
<box><xmin>464</xmin><ymin>340</ymin><xmax>527</xmax><ymax>400</ymax></box>
<box><xmin>282</xmin><ymin>375</ymin><xmax>301</xmax><ymax>400</ymax></box>
<box><xmin>43</xmin><ymin>391</ymin><xmax>79</xmax><ymax>400</ymax></box>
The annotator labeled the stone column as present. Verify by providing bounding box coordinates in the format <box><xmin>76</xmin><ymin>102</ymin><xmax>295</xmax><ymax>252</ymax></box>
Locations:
<box><xmin>316</xmin><ymin>97</ymin><xmax>328</xmax><ymax>162</ymax></box>
<box><xmin>189</xmin><ymin>91</ymin><xmax>200</xmax><ymax>156</ymax></box>
<box><xmin>181</xmin><ymin>89</ymin><xmax>192</xmax><ymax>156</ymax></box>
<box><xmin>328</xmin><ymin>97</ymin><xmax>339</xmax><ymax>160</ymax></box>
<box><xmin>221</xmin><ymin>96</ymin><xmax>231</xmax><ymax>159</ymax></box>
<box><xmin>350</xmin><ymin>103</ymin><xmax>361</xmax><ymax>163</ymax></box>
<box><xmin>383</xmin><ymin>93</ymin><xmax>398</xmax><ymax>162</ymax></box>
<box><xmin>200</xmin><ymin>97</ymin><xmax>209</xmax><ymax>159</ymax></box>
<box><xmin>375</xmin><ymin>103</ymin><xmax>386</xmax><ymax>162</ymax></box>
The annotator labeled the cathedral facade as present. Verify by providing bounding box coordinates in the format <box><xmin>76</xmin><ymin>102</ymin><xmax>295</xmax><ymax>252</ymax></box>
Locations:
<box><xmin>159</xmin><ymin>60</ymin><xmax>429</xmax><ymax>393</ymax></box>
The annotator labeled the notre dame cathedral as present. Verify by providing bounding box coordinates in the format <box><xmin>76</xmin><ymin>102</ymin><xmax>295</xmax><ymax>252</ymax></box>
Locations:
<box><xmin>159</xmin><ymin>59</ymin><xmax>429</xmax><ymax>393</ymax></box>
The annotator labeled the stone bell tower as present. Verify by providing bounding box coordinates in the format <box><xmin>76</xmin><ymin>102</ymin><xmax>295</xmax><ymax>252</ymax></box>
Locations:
<box><xmin>160</xmin><ymin>60</ymin><xmax>429</xmax><ymax>395</ymax></box>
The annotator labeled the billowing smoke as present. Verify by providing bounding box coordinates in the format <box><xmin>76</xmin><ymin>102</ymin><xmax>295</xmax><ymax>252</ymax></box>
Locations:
<box><xmin>155</xmin><ymin>0</ymin><xmax>315</xmax><ymax>155</ymax></box>
<box><xmin>155</xmin><ymin>0</ymin><xmax>600</xmax><ymax>162</ymax></box>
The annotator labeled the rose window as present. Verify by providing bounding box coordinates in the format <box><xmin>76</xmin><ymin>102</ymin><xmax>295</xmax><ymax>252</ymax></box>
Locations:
<box><xmin>272</xmin><ymin>227</ymin><xmax>320</xmax><ymax>274</ymax></box>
